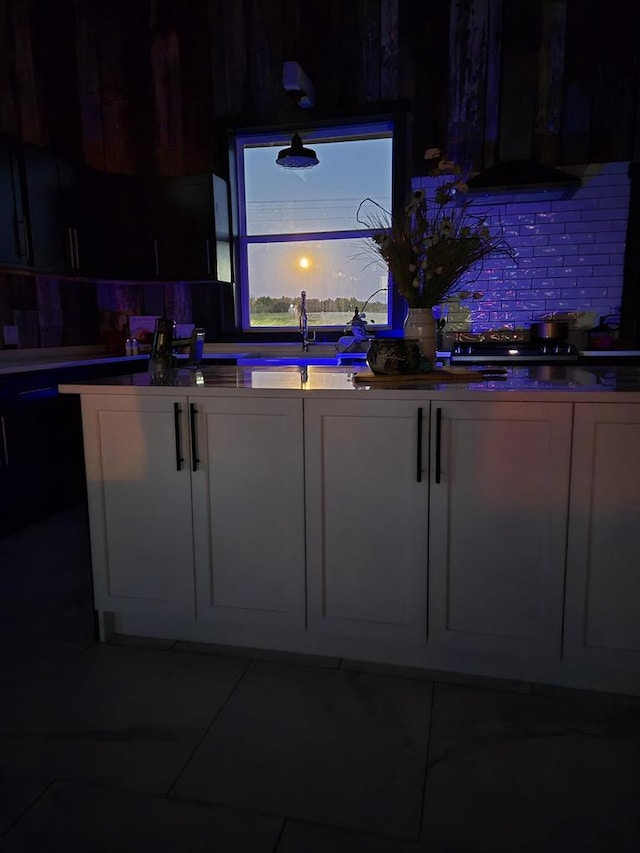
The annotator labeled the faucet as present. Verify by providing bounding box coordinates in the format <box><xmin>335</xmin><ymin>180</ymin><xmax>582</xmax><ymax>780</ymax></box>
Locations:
<box><xmin>300</xmin><ymin>290</ymin><xmax>310</xmax><ymax>351</ymax></box>
<box><xmin>150</xmin><ymin>319</ymin><xmax>205</xmax><ymax>369</ymax></box>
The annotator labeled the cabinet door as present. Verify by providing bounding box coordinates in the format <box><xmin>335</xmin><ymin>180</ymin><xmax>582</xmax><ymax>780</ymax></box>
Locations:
<box><xmin>22</xmin><ymin>144</ymin><xmax>70</xmax><ymax>271</ymax></box>
<box><xmin>21</xmin><ymin>146</ymin><xmax>94</xmax><ymax>274</ymax></box>
<box><xmin>153</xmin><ymin>174</ymin><xmax>213</xmax><ymax>280</ymax></box>
<box><xmin>565</xmin><ymin>404</ymin><xmax>640</xmax><ymax>673</ymax></box>
<box><xmin>81</xmin><ymin>394</ymin><xmax>195</xmax><ymax>617</ymax></box>
<box><xmin>58</xmin><ymin>158</ymin><xmax>103</xmax><ymax>277</ymax></box>
<box><xmin>304</xmin><ymin>399</ymin><xmax>429</xmax><ymax>643</ymax></box>
<box><xmin>428</xmin><ymin>401</ymin><xmax>572</xmax><ymax>661</ymax></box>
<box><xmin>96</xmin><ymin>173</ymin><xmax>155</xmax><ymax>280</ymax></box>
<box><xmin>0</xmin><ymin>139</ymin><xmax>28</xmax><ymax>267</ymax></box>
<box><xmin>0</xmin><ymin>398</ymin><xmax>45</xmax><ymax>536</ymax></box>
<box><xmin>152</xmin><ymin>173</ymin><xmax>231</xmax><ymax>281</ymax></box>
<box><xmin>190</xmin><ymin>396</ymin><xmax>305</xmax><ymax>632</ymax></box>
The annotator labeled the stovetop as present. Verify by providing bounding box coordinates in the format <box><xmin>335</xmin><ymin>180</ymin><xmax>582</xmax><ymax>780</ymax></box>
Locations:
<box><xmin>450</xmin><ymin>341</ymin><xmax>579</xmax><ymax>364</ymax></box>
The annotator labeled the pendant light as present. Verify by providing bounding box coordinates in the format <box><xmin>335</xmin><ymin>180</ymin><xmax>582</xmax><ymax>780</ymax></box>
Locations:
<box><xmin>276</xmin><ymin>133</ymin><xmax>319</xmax><ymax>169</ymax></box>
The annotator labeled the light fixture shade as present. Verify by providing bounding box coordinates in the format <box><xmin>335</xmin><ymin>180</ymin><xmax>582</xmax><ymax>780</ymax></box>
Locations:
<box><xmin>276</xmin><ymin>133</ymin><xmax>319</xmax><ymax>169</ymax></box>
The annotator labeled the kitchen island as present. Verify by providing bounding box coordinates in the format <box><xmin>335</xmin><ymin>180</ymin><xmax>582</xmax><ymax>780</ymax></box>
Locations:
<box><xmin>59</xmin><ymin>363</ymin><xmax>640</xmax><ymax>695</ymax></box>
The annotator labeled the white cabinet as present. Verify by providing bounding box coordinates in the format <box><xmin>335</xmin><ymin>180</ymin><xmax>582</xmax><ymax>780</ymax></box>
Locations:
<box><xmin>81</xmin><ymin>393</ymin><xmax>306</xmax><ymax>634</ymax></box>
<box><xmin>428</xmin><ymin>401</ymin><xmax>573</xmax><ymax>662</ymax></box>
<box><xmin>191</xmin><ymin>396</ymin><xmax>305</xmax><ymax>633</ymax></box>
<box><xmin>77</xmin><ymin>385</ymin><xmax>640</xmax><ymax>694</ymax></box>
<box><xmin>81</xmin><ymin>394</ymin><xmax>196</xmax><ymax>619</ymax></box>
<box><xmin>304</xmin><ymin>398</ymin><xmax>429</xmax><ymax>643</ymax></box>
<box><xmin>564</xmin><ymin>404</ymin><xmax>640</xmax><ymax>674</ymax></box>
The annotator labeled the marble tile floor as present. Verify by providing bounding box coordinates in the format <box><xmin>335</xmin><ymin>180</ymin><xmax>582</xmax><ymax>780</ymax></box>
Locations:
<box><xmin>1</xmin><ymin>507</ymin><xmax>640</xmax><ymax>852</ymax></box>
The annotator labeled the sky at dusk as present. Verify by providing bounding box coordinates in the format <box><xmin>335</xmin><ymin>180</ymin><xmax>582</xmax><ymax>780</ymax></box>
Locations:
<box><xmin>244</xmin><ymin>136</ymin><xmax>392</xmax><ymax>303</ymax></box>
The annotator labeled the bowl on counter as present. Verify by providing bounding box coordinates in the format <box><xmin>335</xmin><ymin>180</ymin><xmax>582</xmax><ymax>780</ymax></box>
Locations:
<box><xmin>366</xmin><ymin>338</ymin><xmax>425</xmax><ymax>375</ymax></box>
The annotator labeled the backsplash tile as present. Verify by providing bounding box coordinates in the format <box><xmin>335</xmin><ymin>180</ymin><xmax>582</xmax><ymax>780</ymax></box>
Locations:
<box><xmin>413</xmin><ymin>162</ymin><xmax>630</xmax><ymax>334</ymax></box>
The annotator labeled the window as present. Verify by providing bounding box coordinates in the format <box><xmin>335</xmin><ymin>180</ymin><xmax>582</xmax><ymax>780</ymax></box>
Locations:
<box><xmin>234</xmin><ymin>121</ymin><xmax>394</xmax><ymax>332</ymax></box>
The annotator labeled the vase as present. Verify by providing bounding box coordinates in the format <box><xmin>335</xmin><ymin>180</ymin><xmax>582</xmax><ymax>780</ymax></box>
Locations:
<box><xmin>403</xmin><ymin>307</ymin><xmax>437</xmax><ymax>362</ymax></box>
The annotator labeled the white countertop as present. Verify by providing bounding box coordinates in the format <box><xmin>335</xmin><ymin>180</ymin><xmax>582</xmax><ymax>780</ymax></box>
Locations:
<box><xmin>57</xmin><ymin>363</ymin><xmax>640</xmax><ymax>403</ymax></box>
<box><xmin>0</xmin><ymin>344</ymin><xmax>340</xmax><ymax>376</ymax></box>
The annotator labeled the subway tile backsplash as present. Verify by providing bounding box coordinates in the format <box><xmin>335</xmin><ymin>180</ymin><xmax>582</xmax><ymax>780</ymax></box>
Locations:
<box><xmin>412</xmin><ymin>162</ymin><xmax>630</xmax><ymax>333</ymax></box>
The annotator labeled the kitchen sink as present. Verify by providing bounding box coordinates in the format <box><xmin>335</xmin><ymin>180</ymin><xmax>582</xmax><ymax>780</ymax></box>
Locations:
<box><xmin>236</xmin><ymin>354</ymin><xmax>368</xmax><ymax>367</ymax></box>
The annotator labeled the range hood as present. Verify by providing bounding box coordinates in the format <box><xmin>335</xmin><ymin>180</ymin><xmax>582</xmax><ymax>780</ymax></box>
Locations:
<box><xmin>466</xmin><ymin>160</ymin><xmax>581</xmax><ymax>192</ymax></box>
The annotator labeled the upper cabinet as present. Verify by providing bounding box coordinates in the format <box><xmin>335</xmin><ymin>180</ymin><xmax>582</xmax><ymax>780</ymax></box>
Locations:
<box><xmin>18</xmin><ymin>144</ymin><xmax>103</xmax><ymax>276</ymax></box>
<box><xmin>0</xmin><ymin>138</ymin><xmax>233</xmax><ymax>283</ymax></box>
<box><xmin>0</xmin><ymin>139</ymin><xmax>29</xmax><ymax>267</ymax></box>
<box><xmin>91</xmin><ymin>171</ymin><xmax>156</xmax><ymax>281</ymax></box>
<box><xmin>151</xmin><ymin>173</ymin><xmax>231</xmax><ymax>282</ymax></box>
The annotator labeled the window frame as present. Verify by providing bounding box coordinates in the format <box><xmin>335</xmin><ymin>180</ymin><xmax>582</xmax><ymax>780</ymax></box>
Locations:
<box><xmin>232</xmin><ymin>117</ymin><xmax>407</xmax><ymax>334</ymax></box>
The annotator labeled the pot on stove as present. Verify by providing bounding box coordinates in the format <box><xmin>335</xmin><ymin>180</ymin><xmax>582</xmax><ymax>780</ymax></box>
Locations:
<box><xmin>530</xmin><ymin>321</ymin><xmax>569</xmax><ymax>342</ymax></box>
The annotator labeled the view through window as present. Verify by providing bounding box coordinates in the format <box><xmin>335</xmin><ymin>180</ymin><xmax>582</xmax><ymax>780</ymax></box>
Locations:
<box><xmin>236</xmin><ymin>122</ymin><xmax>393</xmax><ymax>331</ymax></box>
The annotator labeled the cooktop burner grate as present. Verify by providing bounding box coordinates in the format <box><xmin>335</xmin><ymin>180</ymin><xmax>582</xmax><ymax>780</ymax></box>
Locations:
<box><xmin>450</xmin><ymin>341</ymin><xmax>579</xmax><ymax>364</ymax></box>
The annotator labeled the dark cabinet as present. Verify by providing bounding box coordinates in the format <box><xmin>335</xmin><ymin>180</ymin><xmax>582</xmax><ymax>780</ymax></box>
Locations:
<box><xmin>0</xmin><ymin>139</ymin><xmax>29</xmax><ymax>267</ymax></box>
<box><xmin>0</xmin><ymin>138</ymin><xmax>233</xmax><ymax>283</ymax></box>
<box><xmin>91</xmin><ymin>172</ymin><xmax>156</xmax><ymax>281</ymax></box>
<box><xmin>0</xmin><ymin>385</ymin><xmax>85</xmax><ymax>537</ymax></box>
<box><xmin>151</xmin><ymin>173</ymin><xmax>232</xmax><ymax>281</ymax></box>
<box><xmin>22</xmin><ymin>144</ymin><xmax>73</xmax><ymax>272</ymax></box>
<box><xmin>21</xmin><ymin>144</ymin><xmax>104</xmax><ymax>276</ymax></box>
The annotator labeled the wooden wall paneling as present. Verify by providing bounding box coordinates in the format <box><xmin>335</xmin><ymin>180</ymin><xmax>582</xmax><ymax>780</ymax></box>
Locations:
<box><xmin>532</xmin><ymin>0</ymin><xmax>566</xmax><ymax>164</ymax></box>
<box><xmin>589</xmin><ymin>1</ymin><xmax>638</xmax><ymax>163</ymax></box>
<box><xmin>31</xmin><ymin>0</ymin><xmax>82</xmax><ymax>161</ymax></box>
<box><xmin>95</xmin><ymin>282</ymin><xmax>144</xmax><ymax>315</ymax></box>
<box><xmin>163</xmin><ymin>282</ymin><xmax>191</xmax><ymax>323</ymax></box>
<box><xmin>380</xmin><ymin>0</ymin><xmax>399</xmax><ymax>101</ymax></box>
<box><xmin>483</xmin><ymin>0</ymin><xmax>502</xmax><ymax>168</ymax></box>
<box><xmin>175</xmin><ymin>0</ymin><xmax>215</xmax><ymax>174</ymax></box>
<box><xmin>558</xmin><ymin>0</ymin><xmax>594</xmax><ymax>164</ymax></box>
<box><xmin>95</xmin><ymin>1</ymin><xmax>140</xmax><ymax>174</ymax></box>
<box><xmin>35</xmin><ymin>275</ymin><xmax>63</xmax><ymax>347</ymax></box>
<box><xmin>0</xmin><ymin>272</ymin><xmax>13</xmax><ymax>328</ymax></box>
<box><xmin>295</xmin><ymin>0</ymin><xmax>353</xmax><ymax>113</ymax></box>
<box><xmin>7</xmin><ymin>271</ymin><xmax>37</xmax><ymax>311</ymax></box>
<box><xmin>0</xmin><ymin>2</ymin><xmax>20</xmax><ymax>135</ymax></box>
<box><xmin>60</xmin><ymin>279</ymin><xmax>99</xmax><ymax>345</ymax></box>
<box><xmin>497</xmin><ymin>0</ymin><xmax>541</xmax><ymax>161</ymax></box>
<box><xmin>150</xmin><ymin>1</ymin><xmax>184</xmax><ymax>176</ymax></box>
<box><xmin>8</xmin><ymin>272</ymin><xmax>38</xmax><ymax>346</ymax></box>
<box><xmin>208</xmin><ymin>0</ymin><xmax>248</xmax><ymax>120</ymax></box>
<box><xmin>191</xmin><ymin>280</ymin><xmax>225</xmax><ymax>341</ymax></box>
<box><xmin>409</xmin><ymin>0</ymin><xmax>450</xmax><ymax>172</ymax></box>
<box><xmin>246</xmin><ymin>0</ymin><xmax>284</xmax><ymax>121</ymax></box>
<box><xmin>448</xmin><ymin>0</ymin><xmax>490</xmax><ymax>172</ymax></box>
<box><xmin>10</xmin><ymin>0</ymin><xmax>45</xmax><ymax>145</ymax></box>
<box><xmin>128</xmin><ymin>4</ymin><xmax>155</xmax><ymax>178</ymax></box>
<box><xmin>360</xmin><ymin>0</ymin><xmax>382</xmax><ymax>104</ymax></box>
<box><xmin>395</xmin><ymin>0</ymin><xmax>417</xmax><ymax>102</ymax></box>
<box><xmin>141</xmin><ymin>283</ymin><xmax>165</xmax><ymax>316</ymax></box>
<box><xmin>280</xmin><ymin>0</ymin><xmax>301</xmax><ymax>63</ymax></box>
<box><xmin>75</xmin><ymin>0</ymin><xmax>107</xmax><ymax>170</ymax></box>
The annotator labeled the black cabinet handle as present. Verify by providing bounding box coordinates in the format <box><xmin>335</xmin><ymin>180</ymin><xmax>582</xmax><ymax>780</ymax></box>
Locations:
<box><xmin>67</xmin><ymin>226</ymin><xmax>75</xmax><ymax>267</ymax></box>
<box><xmin>435</xmin><ymin>407</ymin><xmax>442</xmax><ymax>484</ymax></box>
<box><xmin>173</xmin><ymin>403</ymin><xmax>184</xmax><ymax>470</ymax></box>
<box><xmin>416</xmin><ymin>407</ymin><xmax>423</xmax><ymax>482</ymax></box>
<box><xmin>16</xmin><ymin>219</ymin><xmax>28</xmax><ymax>258</ymax></box>
<box><xmin>189</xmin><ymin>403</ymin><xmax>200</xmax><ymax>471</ymax></box>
